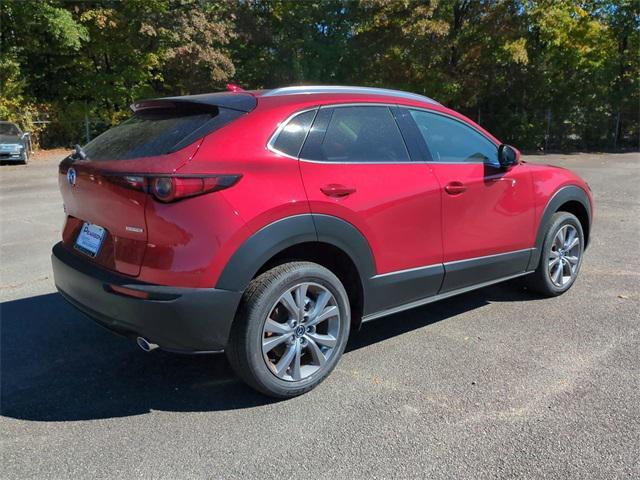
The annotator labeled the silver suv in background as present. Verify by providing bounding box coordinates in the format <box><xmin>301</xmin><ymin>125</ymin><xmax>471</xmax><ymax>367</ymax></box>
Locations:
<box><xmin>0</xmin><ymin>121</ymin><xmax>31</xmax><ymax>164</ymax></box>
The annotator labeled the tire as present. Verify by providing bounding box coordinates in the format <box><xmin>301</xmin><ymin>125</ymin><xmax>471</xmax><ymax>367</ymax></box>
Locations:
<box><xmin>525</xmin><ymin>212</ymin><xmax>585</xmax><ymax>297</ymax></box>
<box><xmin>227</xmin><ymin>261</ymin><xmax>351</xmax><ymax>398</ymax></box>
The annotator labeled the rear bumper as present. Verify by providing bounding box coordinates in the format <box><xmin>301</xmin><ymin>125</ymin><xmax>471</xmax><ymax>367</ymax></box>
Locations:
<box><xmin>0</xmin><ymin>152</ymin><xmax>25</xmax><ymax>162</ymax></box>
<box><xmin>51</xmin><ymin>242</ymin><xmax>242</xmax><ymax>352</ymax></box>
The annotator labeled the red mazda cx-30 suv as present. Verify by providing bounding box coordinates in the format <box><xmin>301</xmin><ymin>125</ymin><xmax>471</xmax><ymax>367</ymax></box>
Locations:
<box><xmin>52</xmin><ymin>86</ymin><xmax>593</xmax><ymax>397</ymax></box>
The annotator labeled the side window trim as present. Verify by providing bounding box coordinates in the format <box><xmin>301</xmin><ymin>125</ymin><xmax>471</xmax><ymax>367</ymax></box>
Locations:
<box><xmin>299</xmin><ymin>104</ymin><xmax>412</xmax><ymax>164</ymax></box>
<box><xmin>390</xmin><ymin>106</ymin><xmax>433</xmax><ymax>162</ymax></box>
<box><xmin>267</xmin><ymin>107</ymin><xmax>319</xmax><ymax>159</ymax></box>
<box><xmin>269</xmin><ymin>102</ymin><xmax>499</xmax><ymax>165</ymax></box>
<box><xmin>401</xmin><ymin>107</ymin><xmax>499</xmax><ymax>165</ymax></box>
<box><xmin>299</xmin><ymin>107</ymin><xmax>333</xmax><ymax>161</ymax></box>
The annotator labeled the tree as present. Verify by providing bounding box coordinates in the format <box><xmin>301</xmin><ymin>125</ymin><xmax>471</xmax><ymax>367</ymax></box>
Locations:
<box><xmin>1</xmin><ymin>0</ymin><xmax>235</xmax><ymax>145</ymax></box>
<box><xmin>1</xmin><ymin>0</ymin><xmax>637</xmax><ymax>150</ymax></box>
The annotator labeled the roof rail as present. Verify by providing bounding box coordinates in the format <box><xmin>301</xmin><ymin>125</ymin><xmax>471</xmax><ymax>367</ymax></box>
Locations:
<box><xmin>262</xmin><ymin>85</ymin><xmax>440</xmax><ymax>105</ymax></box>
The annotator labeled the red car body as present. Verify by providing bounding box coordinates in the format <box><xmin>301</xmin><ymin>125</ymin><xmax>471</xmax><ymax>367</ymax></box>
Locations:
<box><xmin>52</xmin><ymin>86</ymin><xmax>593</xmax><ymax>354</ymax></box>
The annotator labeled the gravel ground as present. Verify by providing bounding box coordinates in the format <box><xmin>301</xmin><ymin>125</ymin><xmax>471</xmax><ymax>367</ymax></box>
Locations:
<box><xmin>1</xmin><ymin>151</ymin><xmax>639</xmax><ymax>479</ymax></box>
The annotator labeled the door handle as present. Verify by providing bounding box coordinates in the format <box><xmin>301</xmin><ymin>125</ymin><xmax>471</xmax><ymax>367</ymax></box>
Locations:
<box><xmin>488</xmin><ymin>177</ymin><xmax>517</xmax><ymax>187</ymax></box>
<box><xmin>444</xmin><ymin>181</ymin><xmax>467</xmax><ymax>195</ymax></box>
<box><xmin>320</xmin><ymin>184</ymin><xmax>356</xmax><ymax>198</ymax></box>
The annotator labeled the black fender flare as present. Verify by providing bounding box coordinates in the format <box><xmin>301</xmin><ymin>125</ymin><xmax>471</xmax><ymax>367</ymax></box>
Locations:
<box><xmin>527</xmin><ymin>185</ymin><xmax>592</xmax><ymax>270</ymax></box>
<box><xmin>312</xmin><ymin>214</ymin><xmax>376</xmax><ymax>280</ymax></box>
<box><xmin>215</xmin><ymin>214</ymin><xmax>376</xmax><ymax>293</ymax></box>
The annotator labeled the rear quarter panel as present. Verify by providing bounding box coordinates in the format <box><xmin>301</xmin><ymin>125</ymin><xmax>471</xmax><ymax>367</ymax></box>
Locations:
<box><xmin>150</xmin><ymin>105</ymin><xmax>312</xmax><ymax>288</ymax></box>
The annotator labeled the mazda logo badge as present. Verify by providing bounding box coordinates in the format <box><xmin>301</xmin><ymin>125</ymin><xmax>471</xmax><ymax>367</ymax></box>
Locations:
<box><xmin>67</xmin><ymin>168</ymin><xmax>76</xmax><ymax>186</ymax></box>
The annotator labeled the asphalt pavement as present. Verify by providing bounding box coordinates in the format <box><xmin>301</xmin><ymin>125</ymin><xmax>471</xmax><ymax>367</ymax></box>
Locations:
<box><xmin>1</xmin><ymin>151</ymin><xmax>639</xmax><ymax>479</ymax></box>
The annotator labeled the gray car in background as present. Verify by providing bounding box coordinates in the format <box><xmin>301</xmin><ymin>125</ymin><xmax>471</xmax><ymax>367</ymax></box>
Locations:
<box><xmin>0</xmin><ymin>121</ymin><xmax>31</xmax><ymax>164</ymax></box>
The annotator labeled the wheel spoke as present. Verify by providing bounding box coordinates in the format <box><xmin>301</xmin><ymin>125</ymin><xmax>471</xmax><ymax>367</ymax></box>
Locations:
<box><xmin>307</xmin><ymin>332</ymin><xmax>337</xmax><ymax>348</ymax></box>
<box><xmin>306</xmin><ymin>305</ymin><xmax>338</xmax><ymax>327</ymax></box>
<box><xmin>264</xmin><ymin>318</ymin><xmax>292</xmax><ymax>335</ymax></box>
<box><xmin>311</xmin><ymin>291</ymin><xmax>331</xmax><ymax>318</ymax></box>
<box><xmin>294</xmin><ymin>284</ymin><xmax>309</xmax><ymax>320</ymax></box>
<box><xmin>565</xmin><ymin>258</ymin><xmax>574</xmax><ymax>275</ymax></box>
<box><xmin>566</xmin><ymin>237</ymin><xmax>579</xmax><ymax>251</ymax></box>
<box><xmin>304</xmin><ymin>336</ymin><xmax>327</xmax><ymax>366</ymax></box>
<box><xmin>291</xmin><ymin>341</ymin><xmax>302</xmax><ymax>380</ymax></box>
<box><xmin>552</xmin><ymin>262</ymin><xmax>562</xmax><ymax>284</ymax></box>
<box><xmin>549</xmin><ymin>257</ymin><xmax>560</xmax><ymax>269</ymax></box>
<box><xmin>262</xmin><ymin>332</ymin><xmax>293</xmax><ymax>354</ymax></box>
<box><xmin>555</xmin><ymin>227</ymin><xmax>565</xmax><ymax>249</ymax></box>
<box><xmin>317</xmin><ymin>305</ymin><xmax>338</xmax><ymax>323</ymax></box>
<box><xmin>279</xmin><ymin>291</ymin><xmax>299</xmax><ymax>320</ymax></box>
<box><xmin>565</xmin><ymin>255</ymin><xmax>579</xmax><ymax>266</ymax></box>
<box><xmin>275</xmin><ymin>343</ymin><xmax>297</xmax><ymax>377</ymax></box>
<box><xmin>561</xmin><ymin>259</ymin><xmax>571</xmax><ymax>280</ymax></box>
<box><xmin>564</xmin><ymin>228</ymin><xmax>577</xmax><ymax>250</ymax></box>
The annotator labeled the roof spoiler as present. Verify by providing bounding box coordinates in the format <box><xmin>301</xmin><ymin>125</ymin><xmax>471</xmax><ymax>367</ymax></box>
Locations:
<box><xmin>131</xmin><ymin>91</ymin><xmax>257</xmax><ymax>114</ymax></box>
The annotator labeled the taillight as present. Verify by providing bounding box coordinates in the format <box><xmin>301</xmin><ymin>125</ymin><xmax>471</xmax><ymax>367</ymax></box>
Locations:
<box><xmin>103</xmin><ymin>174</ymin><xmax>241</xmax><ymax>202</ymax></box>
<box><xmin>152</xmin><ymin>177</ymin><xmax>173</xmax><ymax>200</ymax></box>
<box><xmin>108</xmin><ymin>175</ymin><xmax>146</xmax><ymax>191</ymax></box>
<box><xmin>150</xmin><ymin>176</ymin><xmax>241</xmax><ymax>202</ymax></box>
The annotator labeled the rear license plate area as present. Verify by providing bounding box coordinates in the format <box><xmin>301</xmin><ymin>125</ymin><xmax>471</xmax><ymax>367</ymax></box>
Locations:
<box><xmin>75</xmin><ymin>222</ymin><xmax>107</xmax><ymax>258</ymax></box>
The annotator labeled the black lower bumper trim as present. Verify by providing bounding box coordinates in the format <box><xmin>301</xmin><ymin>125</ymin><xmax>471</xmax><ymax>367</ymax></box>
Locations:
<box><xmin>51</xmin><ymin>242</ymin><xmax>242</xmax><ymax>352</ymax></box>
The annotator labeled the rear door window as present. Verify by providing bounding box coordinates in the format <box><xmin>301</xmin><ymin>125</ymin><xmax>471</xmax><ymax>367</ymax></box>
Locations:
<box><xmin>83</xmin><ymin>108</ymin><xmax>244</xmax><ymax>160</ymax></box>
<box><xmin>301</xmin><ymin>106</ymin><xmax>410</xmax><ymax>163</ymax></box>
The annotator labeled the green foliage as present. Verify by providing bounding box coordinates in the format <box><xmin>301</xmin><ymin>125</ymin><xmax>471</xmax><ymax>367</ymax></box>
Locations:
<box><xmin>0</xmin><ymin>55</ymin><xmax>24</xmax><ymax>119</ymax></box>
<box><xmin>1</xmin><ymin>0</ymin><xmax>235</xmax><ymax>146</ymax></box>
<box><xmin>0</xmin><ymin>0</ymin><xmax>637</xmax><ymax>150</ymax></box>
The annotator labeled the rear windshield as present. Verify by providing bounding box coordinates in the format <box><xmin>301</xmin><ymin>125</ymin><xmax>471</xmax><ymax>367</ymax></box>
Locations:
<box><xmin>0</xmin><ymin>123</ymin><xmax>20</xmax><ymax>135</ymax></box>
<box><xmin>82</xmin><ymin>107</ymin><xmax>243</xmax><ymax>160</ymax></box>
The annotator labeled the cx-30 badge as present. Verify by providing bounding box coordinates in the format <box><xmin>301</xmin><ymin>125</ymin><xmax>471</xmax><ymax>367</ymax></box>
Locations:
<box><xmin>67</xmin><ymin>168</ymin><xmax>76</xmax><ymax>186</ymax></box>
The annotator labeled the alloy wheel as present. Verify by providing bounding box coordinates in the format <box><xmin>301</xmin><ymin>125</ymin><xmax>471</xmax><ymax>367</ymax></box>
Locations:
<box><xmin>262</xmin><ymin>282</ymin><xmax>341</xmax><ymax>382</ymax></box>
<box><xmin>548</xmin><ymin>224</ymin><xmax>581</xmax><ymax>287</ymax></box>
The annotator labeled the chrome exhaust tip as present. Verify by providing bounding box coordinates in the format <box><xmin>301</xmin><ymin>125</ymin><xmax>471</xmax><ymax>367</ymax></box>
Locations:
<box><xmin>136</xmin><ymin>336</ymin><xmax>159</xmax><ymax>352</ymax></box>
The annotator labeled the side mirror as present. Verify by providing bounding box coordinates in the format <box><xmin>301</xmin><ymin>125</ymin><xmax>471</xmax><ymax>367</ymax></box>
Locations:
<box><xmin>74</xmin><ymin>144</ymin><xmax>87</xmax><ymax>160</ymax></box>
<box><xmin>498</xmin><ymin>144</ymin><xmax>519</xmax><ymax>168</ymax></box>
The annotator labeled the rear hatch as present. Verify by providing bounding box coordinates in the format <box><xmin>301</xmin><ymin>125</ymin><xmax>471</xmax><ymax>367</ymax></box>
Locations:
<box><xmin>58</xmin><ymin>92</ymin><xmax>256</xmax><ymax>277</ymax></box>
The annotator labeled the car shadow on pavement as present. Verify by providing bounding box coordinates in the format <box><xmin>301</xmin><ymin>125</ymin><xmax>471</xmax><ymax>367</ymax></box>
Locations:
<box><xmin>0</xmin><ymin>283</ymin><xmax>540</xmax><ymax>422</ymax></box>
<box><xmin>347</xmin><ymin>280</ymin><xmax>539</xmax><ymax>352</ymax></box>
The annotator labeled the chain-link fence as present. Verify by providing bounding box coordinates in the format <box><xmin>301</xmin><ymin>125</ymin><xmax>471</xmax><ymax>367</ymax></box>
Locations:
<box><xmin>460</xmin><ymin>106</ymin><xmax>639</xmax><ymax>153</ymax></box>
<box><xmin>34</xmin><ymin>107</ymin><xmax>639</xmax><ymax>153</ymax></box>
<box><xmin>38</xmin><ymin>119</ymin><xmax>112</xmax><ymax>150</ymax></box>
